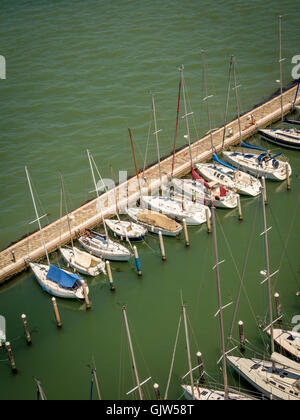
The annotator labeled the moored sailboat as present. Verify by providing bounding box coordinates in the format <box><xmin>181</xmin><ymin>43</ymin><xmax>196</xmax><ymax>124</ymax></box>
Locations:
<box><xmin>25</xmin><ymin>167</ymin><xmax>88</xmax><ymax>299</ymax></box>
<box><xmin>78</xmin><ymin>151</ymin><xmax>131</xmax><ymax>262</ymax></box>
<box><xmin>195</xmin><ymin>154</ymin><xmax>261</xmax><ymax>197</ymax></box>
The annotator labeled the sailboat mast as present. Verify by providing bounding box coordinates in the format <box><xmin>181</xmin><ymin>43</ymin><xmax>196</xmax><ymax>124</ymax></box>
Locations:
<box><xmin>279</xmin><ymin>15</ymin><xmax>284</xmax><ymax>121</ymax></box>
<box><xmin>122</xmin><ymin>306</ymin><xmax>143</xmax><ymax>400</ymax></box>
<box><xmin>151</xmin><ymin>93</ymin><xmax>163</xmax><ymax>192</ymax></box>
<box><xmin>180</xmin><ymin>65</ymin><xmax>193</xmax><ymax>169</ymax></box>
<box><xmin>261</xmin><ymin>187</ymin><xmax>275</xmax><ymax>367</ymax></box>
<box><xmin>25</xmin><ymin>167</ymin><xmax>50</xmax><ymax>265</ymax></box>
<box><xmin>171</xmin><ymin>75</ymin><xmax>182</xmax><ymax>178</ymax></box>
<box><xmin>211</xmin><ymin>207</ymin><xmax>229</xmax><ymax>400</ymax></box>
<box><xmin>182</xmin><ymin>304</ymin><xmax>195</xmax><ymax>400</ymax></box>
<box><xmin>232</xmin><ymin>56</ymin><xmax>243</xmax><ymax>143</ymax></box>
<box><xmin>128</xmin><ymin>128</ymin><xmax>145</xmax><ymax>210</ymax></box>
<box><xmin>60</xmin><ymin>174</ymin><xmax>74</xmax><ymax>250</ymax></box>
<box><xmin>201</xmin><ymin>49</ymin><xmax>214</xmax><ymax>152</ymax></box>
<box><xmin>87</xmin><ymin>149</ymin><xmax>109</xmax><ymax>238</ymax></box>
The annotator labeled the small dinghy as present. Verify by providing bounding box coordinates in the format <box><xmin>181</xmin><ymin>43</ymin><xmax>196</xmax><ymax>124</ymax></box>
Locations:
<box><xmin>142</xmin><ymin>195</ymin><xmax>210</xmax><ymax>225</ymax></box>
<box><xmin>222</xmin><ymin>145</ymin><xmax>292</xmax><ymax>181</ymax></box>
<box><xmin>127</xmin><ymin>208</ymin><xmax>183</xmax><ymax>236</ymax></box>
<box><xmin>78</xmin><ymin>229</ymin><xmax>131</xmax><ymax>262</ymax></box>
<box><xmin>59</xmin><ymin>247</ymin><xmax>106</xmax><ymax>276</ymax></box>
<box><xmin>105</xmin><ymin>219</ymin><xmax>147</xmax><ymax>242</ymax></box>
<box><xmin>171</xmin><ymin>177</ymin><xmax>238</xmax><ymax>209</ymax></box>
<box><xmin>259</xmin><ymin>128</ymin><xmax>300</xmax><ymax>150</ymax></box>
<box><xmin>195</xmin><ymin>154</ymin><xmax>261</xmax><ymax>197</ymax></box>
<box><xmin>30</xmin><ymin>263</ymin><xmax>88</xmax><ymax>299</ymax></box>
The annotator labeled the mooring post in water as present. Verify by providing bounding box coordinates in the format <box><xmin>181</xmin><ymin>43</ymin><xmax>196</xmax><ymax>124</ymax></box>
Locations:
<box><xmin>262</xmin><ymin>177</ymin><xmax>267</xmax><ymax>204</ymax></box>
<box><xmin>158</xmin><ymin>231</ymin><xmax>166</xmax><ymax>261</ymax></box>
<box><xmin>21</xmin><ymin>314</ymin><xmax>32</xmax><ymax>345</ymax></box>
<box><xmin>183</xmin><ymin>219</ymin><xmax>190</xmax><ymax>247</ymax></box>
<box><xmin>206</xmin><ymin>208</ymin><xmax>211</xmax><ymax>233</ymax></box>
<box><xmin>238</xmin><ymin>321</ymin><xmax>245</xmax><ymax>352</ymax></box>
<box><xmin>5</xmin><ymin>342</ymin><xmax>17</xmax><ymax>373</ymax></box>
<box><xmin>83</xmin><ymin>282</ymin><xmax>91</xmax><ymax>310</ymax></box>
<box><xmin>274</xmin><ymin>293</ymin><xmax>282</xmax><ymax>321</ymax></box>
<box><xmin>106</xmin><ymin>261</ymin><xmax>115</xmax><ymax>291</ymax></box>
<box><xmin>133</xmin><ymin>246</ymin><xmax>142</xmax><ymax>276</ymax></box>
<box><xmin>286</xmin><ymin>163</ymin><xmax>291</xmax><ymax>190</ymax></box>
<box><xmin>52</xmin><ymin>297</ymin><xmax>62</xmax><ymax>328</ymax></box>
<box><xmin>196</xmin><ymin>352</ymin><xmax>204</xmax><ymax>381</ymax></box>
<box><xmin>237</xmin><ymin>195</ymin><xmax>243</xmax><ymax>221</ymax></box>
<box><xmin>153</xmin><ymin>383</ymin><xmax>161</xmax><ymax>400</ymax></box>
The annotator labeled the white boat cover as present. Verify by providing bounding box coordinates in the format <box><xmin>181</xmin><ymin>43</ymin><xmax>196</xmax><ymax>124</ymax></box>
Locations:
<box><xmin>74</xmin><ymin>247</ymin><xmax>92</xmax><ymax>268</ymax></box>
<box><xmin>271</xmin><ymin>352</ymin><xmax>300</xmax><ymax>372</ymax></box>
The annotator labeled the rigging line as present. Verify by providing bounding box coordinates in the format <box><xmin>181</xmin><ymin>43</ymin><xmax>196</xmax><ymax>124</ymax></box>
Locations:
<box><xmin>143</xmin><ymin>112</ymin><xmax>153</xmax><ymax>179</ymax></box>
<box><xmin>222</xmin><ymin>57</ymin><xmax>233</xmax><ymax>149</ymax></box>
<box><xmin>226</xmin><ymin>196</ymin><xmax>259</xmax><ymax>350</ymax></box>
<box><xmin>268</xmin><ymin>195</ymin><xmax>300</xmax><ymax>289</ymax></box>
<box><xmin>186</xmin><ymin>311</ymin><xmax>200</xmax><ymax>357</ymax></box>
<box><xmin>215</xmin><ymin>209</ymin><xmax>266</xmax><ymax>346</ymax></box>
<box><xmin>171</xmin><ymin>75</ymin><xmax>182</xmax><ymax>178</ymax></box>
<box><xmin>164</xmin><ymin>314</ymin><xmax>182</xmax><ymax>400</ymax></box>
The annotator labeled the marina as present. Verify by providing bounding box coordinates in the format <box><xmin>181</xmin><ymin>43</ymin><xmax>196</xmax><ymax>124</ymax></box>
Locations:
<box><xmin>0</xmin><ymin>0</ymin><xmax>300</xmax><ymax>402</ymax></box>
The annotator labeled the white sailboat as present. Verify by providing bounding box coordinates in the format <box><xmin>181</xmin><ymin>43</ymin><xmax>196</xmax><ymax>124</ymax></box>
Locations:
<box><xmin>171</xmin><ymin>177</ymin><xmax>238</xmax><ymax>209</ymax></box>
<box><xmin>142</xmin><ymin>195</ymin><xmax>209</xmax><ymax>225</ymax></box>
<box><xmin>78</xmin><ymin>150</ymin><xmax>131</xmax><ymax>262</ymax></box>
<box><xmin>195</xmin><ymin>155</ymin><xmax>261</xmax><ymax>197</ymax></box>
<box><xmin>25</xmin><ymin>167</ymin><xmax>88</xmax><ymax>299</ymax></box>
<box><xmin>222</xmin><ymin>149</ymin><xmax>292</xmax><ymax>181</ymax></box>
<box><xmin>58</xmin><ymin>175</ymin><xmax>106</xmax><ymax>276</ymax></box>
<box><xmin>59</xmin><ymin>247</ymin><xmax>106</xmax><ymax>277</ymax></box>
<box><xmin>266</xmin><ymin>328</ymin><xmax>300</xmax><ymax>360</ymax></box>
<box><xmin>126</xmin><ymin>128</ymin><xmax>183</xmax><ymax>237</ymax></box>
<box><xmin>227</xmin><ymin>187</ymin><xmax>300</xmax><ymax>400</ymax></box>
<box><xmin>99</xmin><ymin>163</ymin><xmax>147</xmax><ymax>242</ymax></box>
<box><xmin>259</xmin><ymin>128</ymin><xmax>300</xmax><ymax>150</ymax></box>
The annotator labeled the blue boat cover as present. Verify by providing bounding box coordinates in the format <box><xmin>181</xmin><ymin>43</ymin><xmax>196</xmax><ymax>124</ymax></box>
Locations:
<box><xmin>46</xmin><ymin>265</ymin><xmax>82</xmax><ymax>288</ymax></box>
<box><xmin>241</xmin><ymin>141</ymin><xmax>268</xmax><ymax>152</ymax></box>
<box><xmin>212</xmin><ymin>153</ymin><xmax>237</xmax><ymax>171</ymax></box>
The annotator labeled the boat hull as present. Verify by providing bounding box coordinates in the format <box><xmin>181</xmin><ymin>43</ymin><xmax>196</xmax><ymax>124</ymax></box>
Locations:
<box><xmin>171</xmin><ymin>178</ymin><xmax>238</xmax><ymax>209</ymax></box>
<box><xmin>142</xmin><ymin>196</ymin><xmax>208</xmax><ymax>225</ymax></box>
<box><xmin>222</xmin><ymin>151</ymin><xmax>292</xmax><ymax>181</ymax></box>
<box><xmin>78</xmin><ymin>235</ymin><xmax>131</xmax><ymax>262</ymax></box>
<box><xmin>259</xmin><ymin>129</ymin><xmax>300</xmax><ymax>150</ymax></box>
<box><xmin>127</xmin><ymin>208</ymin><xmax>183</xmax><ymax>236</ymax></box>
<box><xmin>59</xmin><ymin>247</ymin><xmax>106</xmax><ymax>276</ymax></box>
<box><xmin>195</xmin><ymin>163</ymin><xmax>261</xmax><ymax>197</ymax></box>
<box><xmin>105</xmin><ymin>219</ymin><xmax>146</xmax><ymax>242</ymax></box>
<box><xmin>29</xmin><ymin>263</ymin><xmax>87</xmax><ymax>299</ymax></box>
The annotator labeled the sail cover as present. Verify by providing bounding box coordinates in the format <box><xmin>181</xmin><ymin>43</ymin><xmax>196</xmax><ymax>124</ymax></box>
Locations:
<box><xmin>212</xmin><ymin>153</ymin><xmax>237</xmax><ymax>171</ymax></box>
<box><xmin>241</xmin><ymin>141</ymin><xmax>268</xmax><ymax>152</ymax></box>
<box><xmin>46</xmin><ymin>265</ymin><xmax>82</xmax><ymax>288</ymax></box>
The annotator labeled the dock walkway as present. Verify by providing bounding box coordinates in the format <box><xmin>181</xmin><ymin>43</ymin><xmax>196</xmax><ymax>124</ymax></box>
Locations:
<box><xmin>0</xmin><ymin>84</ymin><xmax>299</xmax><ymax>284</ymax></box>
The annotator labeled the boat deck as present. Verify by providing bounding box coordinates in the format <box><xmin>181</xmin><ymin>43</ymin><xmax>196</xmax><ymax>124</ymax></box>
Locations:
<box><xmin>0</xmin><ymin>83</ymin><xmax>299</xmax><ymax>284</ymax></box>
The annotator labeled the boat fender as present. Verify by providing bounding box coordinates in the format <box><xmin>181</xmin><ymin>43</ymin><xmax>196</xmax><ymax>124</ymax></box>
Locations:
<box><xmin>272</xmin><ymin>160</ymin><xmax>279</xmax><ymax>169</ymax></box>
<box><xmin>215</xmin><ymin>196</ymin><xmax>220</xmax><ymax>201</ymax></box>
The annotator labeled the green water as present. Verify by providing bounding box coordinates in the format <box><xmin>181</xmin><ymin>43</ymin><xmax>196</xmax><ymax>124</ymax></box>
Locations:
<box><xmin>0</xmin><ymin>0</ymin><xmax>300</xmax><ymax>400</ymax></box>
